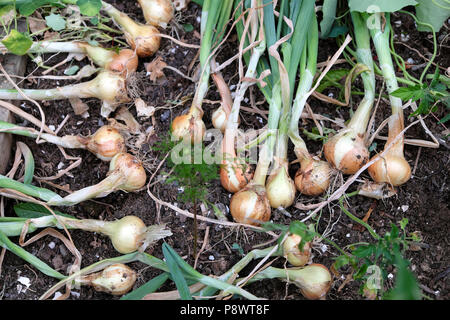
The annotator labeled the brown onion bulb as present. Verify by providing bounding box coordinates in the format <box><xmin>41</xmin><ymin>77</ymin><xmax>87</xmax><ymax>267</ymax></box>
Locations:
<box><xmin>83</xmin><ymin>125</ymin><xmax>126</xmax><ymax>161</ymax></box>
<box><xmin>282</xmin><ymin>234</ymin><xmax>311</xmax><ymax>267</ymax></box>
<box><xmin>294</xmin><ymin>158</ymin><xmax>332</xmax><ymax>196</ymax></box>
<box><xmin>106</xmin><ymin>49</ymin><xmax>139</xmax><ymax>75</ymax></box>
<box><xmin>323</xmin><ymin>130</ymin><xmax>369</xmax><ymax>175</ymax></box>
<box><xmin>289</xmin><ymin>264</ymin><xmax>332</xmax><ymax>300</ymax></box>
<box><xmin>125</xmin><ymin>24</ymin><xmax>161</xmax><ymax>58</ymax></box>
<box><xmin>170</xmin><ymin>113</ymin><xmax>206</xmax><ymax>144</ymax></box>
<box><xmin>265</xmin><ymin>167</ymin><xmax>296</xmax><ymax>209</ymax></box>
<box><xmin>230</xmin><ymin>184</ymin><xmax>271</xmax><ymax>226</ymax></box>
<box><xmin>137</xmin><ymin>0</ymin><xmax>174</xmax><ymax>29</ymax></box>
<box><xmin>109</xmin><ymin>153</ymin><xmax>147</xmax><ymax>191</ymax></box>
<box><xmin>82</xmin><ymin>263</ymin><xmax>137</xmax><ymax>295</ymax></box>
<box><xmin>220</xmin><ymin>158</ymin><xmax>253</xmax><ymax>193</ymax></box>
<box><xmin>367</xmin><ymin>154</ymin><xmax>411</xmax><ymax>186</ymax></box>
<box><xmin>102</xmin><ymin>215</ymin><xmax>147</xmax><ymax>254</ymax></box>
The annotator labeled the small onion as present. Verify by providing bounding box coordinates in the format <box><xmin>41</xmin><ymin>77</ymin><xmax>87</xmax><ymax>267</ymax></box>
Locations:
<box><xmin>137</xmin><ymin>0</ymin><xmax>174</xmax><ymax>29</ymax></box>
<box><xmin>288</xmin><ymin>264</ymin><xmax>332</xmax><ymax>300</ymax></box>
<box><xmin>282</xmin><ymin>234</ymin><xmax>311</xmax><ymax>267</ymax></box>
<box><xmin>294</xmin><ymin>157</ymin><xmax>332</xmax><ymax>196</ymax></box>
<box><xmin>102</xmin><ymin>215</ymin><xmax>147</xmax><ymax>254</ymax></box>
<box><xmin>323</xmin><ymin>130</ymin><xmax>369</xmax><ymax>175</ymax></box>
<box><xmin>229</xmin><ymin>184</ymin><xmax>271</xmax><ymax>226</ymax></box>
<box><xmin>265</xmin><ymin>166</ymin><xmax>296</xmax><ymax>209</ymax></box>
<box><xmin>367</xmin><ymin>154</ymin><xmax>411</xmax><ymax>186</ymax></box>
<box><xmin>109</xmin><ymin>153</ymin><xmax>147</xmax><ymax>192</ymax></box>
<box><xmin>212</xmin><ymin>106</ymin><xmax>227</xmax><ymax>133</ymax></box>
<box><xmin>80</xmin><ymin>263</ymin><xmax>137</xmax><ymax>295</ymax></box>
<box><xmin>124</xmin><ymin>24</ymin><xmax>161</xmax><ymax>58</ymax></box>
<box><xmin>170</xmin><ymin>113</ymin><xmax>206</xmax><ymax>144</ymax></box>
<box><xmin>81</xmin><ymin>125</ymin><xmax>126</xmax><ymax>161</ymax></box>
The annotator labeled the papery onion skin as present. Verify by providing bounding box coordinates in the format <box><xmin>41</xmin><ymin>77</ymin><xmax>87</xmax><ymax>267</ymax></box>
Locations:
<box><xmin>105</xmin><ymin>215</ymin><xmax>147</xmax><ymax>254</ymax></box>
<box><xmin>138</xmin><ymin>0</ymin><xmax>174</xmax><ymax>28</ymax></box>
<box><xmin>367</xmin><ymin>154</ymin><xmax>411</xmax><ymax>186</ymax></box>
<box><xmin>220</xmin><ymin>159</ymin><xmax>253</xmax><ymax>193</ymax></box>
<box><xmin>230</xmin><ymin>184</ymin><xmax>271</xmax><ymax>226</ymax></box>
<box><xmin>290</xmin><ymin>264</ymin><xmax>332</xmax><ymax>300</ymax></box>
<box><xmin>90</xmin><ymin>70</ymin><xmax>130</xmax><ymax>105</ymax></box>
<box><xmin>323</xmin><ymin>131</ymin><xmax>369</xmax><ymax>175</ymax></box>
<box><xmin>283</xmin><ymin>234</ymin><xmax>311</xmax><ymax>267</ymax></box>
<box><xmin>109</xmin><ymin>153</ymin><xmax>147</xmax><ymax>191</ymax></box>
<box><xmin>265</xmin><ymin>167</ymin><xmax>296</xmax><ymax>209</ymax></box>
<box><xmin>106</xmin><ymin>49</ymin><xmax>139</xmax><ymax>75</ymax></box>
<box><xmin>125</xmin><ymin>24</ymin><xmax>161</xmax><ymax>58</ymax></box>
<box><xmin>170</xmin><ymin>114</ymin><xmax>206</xmax><ymax>144</ymax></box>
<box><xmin>294</xmin><ymin>158</ymin><xmax>332</xmax><ymax>196</ymax></box>
<box><xmin>90</xmin><ymin>263</ymin><xmax>137</xmax><ymax>295</ymax></box>
<box><xmin>82</xmin><ymin>125</ymin><xmax>126</xmax><ymax>161</ymax></box>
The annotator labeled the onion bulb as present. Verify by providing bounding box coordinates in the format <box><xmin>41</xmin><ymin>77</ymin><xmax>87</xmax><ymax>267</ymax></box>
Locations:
<box><xmin>100</xmin><ymin>215</ymin><xmax>147</xmax><ymax>253</ymax></box>
<box><xmin>367</xmin><ymin>153</ymin><xmax>411</xmax><ymax>186</ymax></box>
<box><xmin>294</xmin><ymin>157</ymin><xmax>332</xmax><ymax>196</ymax></box>
<box><xmin>212</xmin><ymin>106</ymin><xmax>228</xmax><ymax>133</ymax></box>
<box><xmin>79</xmin><ymin>263</ymin><xmax>136</xmax><ymax>295</ymax></box>
<box><xmin>220</xmin><ymin>158</ymin><xmax>253</xmax><ymax>193</ymax></box>
<box><xmin>170</xmin><ymin>112</ymin><xmax>206</xmax><ymax>144</ymax></box>
<box><xmin>109</xmin><ymin>152</ymin><xmax>147</xmax><ymax>192</ymax></box>
<box><xmin>229</xmin><ymin>183</ymin><xmax>271</xmax><ymax>226</ymax></box>
<box><xmin>323</xmin><ymin>130</ymin><xmax>369</xmax><ymax>175</ymax></box>
<box><xmin>102</xmin><ymin>2</ymin><xmax>161</xmax><ymax>57</ymax></box>
<box><xmin>137</xmin><ymin>0</ymin><xmax>174</xmax><ymax>29</ymax></box>
<box><xmin>282</xmin><ymin>234</ymin><xmax>311</xmax><ymax>267</ymax></box>
<box><xmin>265</xmin><ymin>166</ymin><xmax>296</xmax><ymax>209</ymax></box>
<box><xmin>288</xmin><ymin>264</ymin><xmax>332</xmax><ymax>300</ymax></box>
<box><xmin>82</xmin><ymin>125</ymin><xmax>126</xmax><ymax>161</ymax></box>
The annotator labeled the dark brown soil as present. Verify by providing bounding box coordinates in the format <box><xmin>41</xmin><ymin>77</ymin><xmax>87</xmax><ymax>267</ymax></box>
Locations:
<box><xmin>0</xmin><ymin>2</ymin><xmax>449</xmax><ymax>301</ymax></box>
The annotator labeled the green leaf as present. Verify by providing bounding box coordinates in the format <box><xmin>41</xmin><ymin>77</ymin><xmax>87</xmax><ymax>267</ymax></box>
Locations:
<box><xmin>16</xmin><ymin>142</ymin><xmax>34</xmax><ymax>185</ymax></box>
<box><xmin>333</xmin><ymin>255</ymin><xmax>350</xmax><ymax>270</ymax></box>
<box><xmin>353</xmin><ymin>245</ymin><xmax>374</xmax><ymax>258</ymax></box>
<box><xmin>316</xmin><ymin>69</ymin><xmax>348</xmax><ymax>93</ymax></box>
<box><xmin>45</xmin><ymin>13</ymin><xmax>66</xmax><ymax>31</ymax></box>
<box><xmin>64</xmin><ymin>65</ymin><xmax>79</xmax><ymax>75</ymax></box>
<box><xmin>0</xmin><ymin>4</ymin><xmax>16</xmax><ymax>26</ymax></box>
<box><xmin>438</xmin><ymin>112</ymin><xmax>450</xmax><ymax>124</ymax></box>
<box><xmin>183</xmin><ymin>23</ymin><xmax>194</xmax><ymax>32</ymax></box>
<box><xmin>162</xmin><ymin>243</ymin><xmax>193</xmax><ymax>300</ymax></box>
<box><xmin>383</xmin><ymin>255</ymin><xmax>421</xmax><ymax>300</ymax></box>
<box><xmin>348</xmin><ymin>0</ymin><xmax>418</xmax><ymax>13</ymax></box>
<box><xmin>391</xmin><ymin>85</ymin><xmax>426</xmax><ymax>102</ymax></box>
<box><xmin>399</xmin><ymin>218</ymin><xmax>409</xmax><ymax>231</ymax></box>
<box><xmin>415</xmin><ymin>0</ymin><xmax>450</xmax><ymax>33</ymax></box>
<box><xmin>18</xmin><ymin>0</ymin><xmax>61</xmax><ymax>16</ymax></box>
<box><xmin>76</xmin><ymin>0</ymin><xmax>102</xmax><ymax>16</ymax></box>
<box><xmin>320</xmin><ymin>0</ymin><xmax>338</xmax><ymax>39</ymax></box>
<box><xmin>120</xmin><ymin>273</ymin><xmax>169</xmax><ymax>300</ymax></box>
<box><xmin>1</xmin><ymin>29</ymin><xmax>32</xmax><ymax>55</ymax></box>
<box><xmin>13</xmin><ymin>203</ymin><xmax>74</xmax><ymax>219</ymax></box>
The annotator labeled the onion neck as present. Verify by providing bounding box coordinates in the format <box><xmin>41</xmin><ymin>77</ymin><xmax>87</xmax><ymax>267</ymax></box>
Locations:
<box><xmin>102</xmin><ymin>1</ymin><xmax>140</xmax><ymax>36</ymax></box>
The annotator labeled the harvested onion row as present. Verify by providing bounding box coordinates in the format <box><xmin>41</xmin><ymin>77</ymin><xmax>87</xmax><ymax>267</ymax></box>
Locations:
<box><xmin>0</xmin><ymin>121</ymin><xmax>125</xmax><ymax>161</ymax></box>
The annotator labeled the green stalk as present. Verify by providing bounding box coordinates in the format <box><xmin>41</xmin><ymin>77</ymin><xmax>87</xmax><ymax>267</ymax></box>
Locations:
<box><xmin>288</xmin><ymin>13</ymin><xmax>318</xmax><ymax>158</ymax></box>
<box><xmin>346</xmin><ymin>11</ymin><xmax>376</xmax><ymax>135</ymax></box>
<box><xmin>0</xmin><ymin>120</ymin><xmax>86</xmax><ymax>149</ymax></box>
<box><xmin>0</xmin><ymin>175</ymin><xmax>63</xmax><ymax>203</ymax></box>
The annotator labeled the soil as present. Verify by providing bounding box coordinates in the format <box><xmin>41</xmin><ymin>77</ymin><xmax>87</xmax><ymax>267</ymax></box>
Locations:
<box><xmin>0</xmin><ymin>2</ymin><xmax>449</xmax><ymax>301</ymax></box>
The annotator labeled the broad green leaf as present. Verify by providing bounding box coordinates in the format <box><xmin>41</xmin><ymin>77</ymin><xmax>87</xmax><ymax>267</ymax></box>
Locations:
<box><xmin>1</xmin><ymin>29</ymin><xmax>32</xmax><ymax>55</ymax></box>
<box><xmin>45</xmin><ymin>13</ymin><xmax>66</xmax><ymax>31</ymax></box>
<box><xmin>399</xmin><ymin>218</ymin><xmax>409</xmax><ymax>231</ymax></box>
<box><xmin>391</xmin><ymin>85</ymin><xmax>426</xmax><ymax>102</ymax></box>
<box><xmin>18</xmin><ymin>0</ymin><xmax>61</xmax><ymax>16</ymax></box>
<box><xmin>162</xmin><ymin>243</ymin><xmax>193</xmax><ymax>300</ymax></box>
<box><xmin>76</xmin><ymin>0</ymin><xmax>102</xmax><ymax>16</ymax></box>
<box><xmin>415</xmin><ymin>0</ymin><xmax>450</xmax><ymax>32</ymax></box>
<box><xmin>13</xmin><ymin>202</ymin><xmax>74</xmax><ymax>219</ymax></box>
<box><xmin>0</xmin><ymin>4</ymin><xmax>15</xmax><ymax>26</ymax></box>
<box><xmin>383</xmin><ymin>255</ymin><xmax>421</xmax><ymax>300</ymax></box>
<box><xmin>353</xmin><ymin>245</ymin><xmax>374</xmax><ymax>258</ymax></box>
<box><xmin>64</xmin><ymin>65</ymin><xmax>79</xmax><ymax>75</ymax></box>
<box><xmin>333</xmin><ymin>255</ymin><xmax>350</xmax><ymax>270</ymax></box>
<box><xmin>183</xmin><ymin>23</ymin><xmax>194</xmax><ymax>32</ymax></box>
<box><xmin>120</xmin><ymin>273</ymin><xmax>169</xmax><ymax>300</ymax></box>
<box><xmin>348</xmin><ymin>0</ymin><xmax>417</xmax><ymax>13</ymax></box>
<box><xmin>320</xmin><ymin>0</ymin><xmax>338</xmax><ymax>38</ymax></box>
